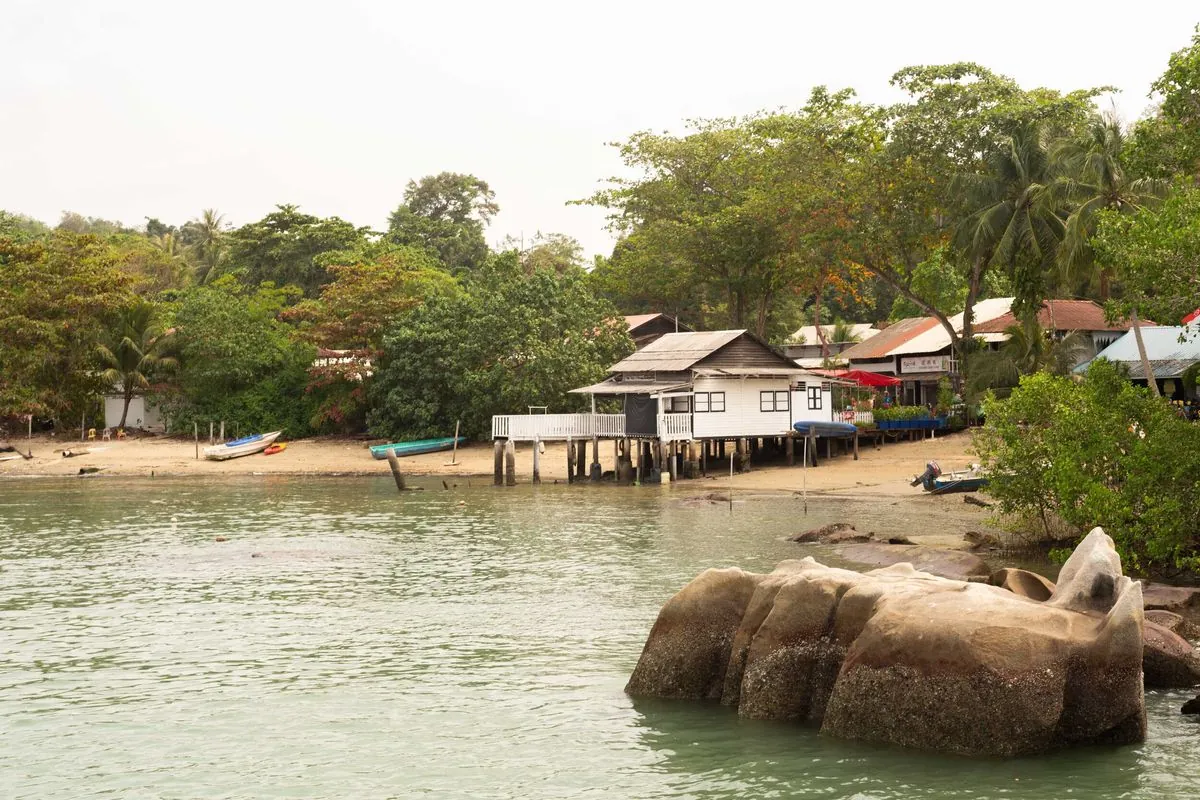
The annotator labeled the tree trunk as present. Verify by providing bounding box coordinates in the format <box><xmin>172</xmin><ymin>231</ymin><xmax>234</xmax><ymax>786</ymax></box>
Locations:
<box><xmin>1130</xmin><ymin>307</ymin><xmax>1160</xmax><ymax>397</ymax></box>
<box><xmin>119</xmin><ymin>385</ymin><xmax>133</xmax><ymax>429</ymax></box>
<box><xmin>813</xmin><ymin>291</ymin><xmax>828</xmax><ymax>359</ymax></box>
<box><xmin>1099</xmin><ymin>267</ymin><xmax>1111</xmax><ymax>302</ymax></box>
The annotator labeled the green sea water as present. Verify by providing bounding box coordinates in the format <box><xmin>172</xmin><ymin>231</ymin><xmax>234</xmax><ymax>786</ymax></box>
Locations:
<box><xmin>1</xmin><ymin>477</ymin><xmax>1197</xmax><ymax>799</ymax></box>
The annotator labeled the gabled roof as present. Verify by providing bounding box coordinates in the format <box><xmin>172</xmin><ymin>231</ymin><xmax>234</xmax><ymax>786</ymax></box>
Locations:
<box><xmin>789</xmin><ymin>323</ymin><xmax>880</xmax><ymax>345</ymax></box>
<box><xmin>839</xmin><ymin>317</ymin><xmax>939</xmax><ymax>360</ymax></box>
<box><xmin>623</xmin><ymin>313</ymin><xmax>692</xmax><ymax>333</ymax></box>
<box><xmin>609</xmin><ymin>330</ymin><xmax>747</xmax><ymax>372</ymax></box>
<box><xmin>607</xmin><ymin>329</ymin><xmax>803</xmax><ymax>374</ymax></box>
<box><xmin>1074</xmin><ymin>325</ymin><xmax>1200</xmax><ymax>378</ymax></box>
<box><xmin>974</xmin><ymin>300</ymin><xmax>1137</xmax><ymax>334</ymax></box>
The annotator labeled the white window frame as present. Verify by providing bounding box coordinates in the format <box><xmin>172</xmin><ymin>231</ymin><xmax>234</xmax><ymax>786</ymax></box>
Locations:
<box><xmin>808</xmin><ymin>386</ymin><xmax>823</xmax><ymax>410</ymax></box>
<box><xmin>760</xmin><ymin>390</ymin><xmax>789</xmax><ymax>413</ymax></box>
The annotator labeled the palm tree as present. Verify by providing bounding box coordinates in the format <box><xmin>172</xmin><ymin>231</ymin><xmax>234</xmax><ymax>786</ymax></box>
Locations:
<box><xmin>955</xmin><ymin>124</ymin><xmax>1065</xmax><ymax>326</ymax></box>
<box><xmin>968</xmin><ymin>320</ymin><xmax>1088</xmax><ymax>398</ymax></box>
<box><xmin>182</xmin><ymin>209</ymin><xmax>227</xmax><ymax>284</ymax></box>
<box><xmin>1053</xmin><ymin>115</ymin><xmax>1169</xmax><ymax>300</ymax></box>
<box><xmin>95</xmin><ymin>301</ymin><xmax>179</xmax><ymax>429</ymax></box>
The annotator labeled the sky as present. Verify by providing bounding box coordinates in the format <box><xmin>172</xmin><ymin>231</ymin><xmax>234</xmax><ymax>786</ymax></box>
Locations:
<box><xmin>2</xmin><ymin>1</ymin><xmax>1197</xmax><ymax>258</ymax></box>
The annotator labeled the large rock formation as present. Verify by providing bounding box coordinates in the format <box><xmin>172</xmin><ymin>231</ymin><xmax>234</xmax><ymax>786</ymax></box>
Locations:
<box><xmin>627</xmin><ymin>528</ymin><xmax>1146</xmax><ymax>756</ymax></box>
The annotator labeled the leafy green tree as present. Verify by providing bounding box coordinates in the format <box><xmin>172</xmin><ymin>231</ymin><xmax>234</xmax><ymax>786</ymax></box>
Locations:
<box><xmin>368</xmin><ymin>252</ymin><xmax>634</xmax><ymax>439</ymax></box>
<box><xmin>1092</xmin><ymin>183</ymin><xmax>1200</xmax><ymax>396</ymax></box>
<box><xmin>0</xmin><ymin>211</ymin><xmax>50</xmax><ymax>241</ymax></box>
<box><xmin>1126</xmin><ymin>25</ymin><xmax>1200</xmax><ymax>180</ymax></box>
<box><xmin>223</xmin><ymin>205</ymin><xmax>370</xmax><ymax>295</ymax></box>
<box><xmin>162</xmin><ymin>277</ymin><xmax>318</xmax><ymax>435</ymax></box>
<box><xmin>56</xmin><ymin>212</ymin><xmax>132</xmax><ymax>236</ymax></box>
<box><xmin>96</xmin><ymin>300</ymin><xmax>179</xmax><ymax>428</ymax></box>
<box><xmin>976</xmin><ymin>360</ymin><xmax>1200</xmax><ymax>572</ymax></box>
<box><xmin>387</xmin><ymin>173</ymin><xmax>498</xmax><ymax>274</ymax></box>
<box><xmin>0</xmin><ymin>233</ymin><xmax>136</xmax><ymax>426</ymax></box>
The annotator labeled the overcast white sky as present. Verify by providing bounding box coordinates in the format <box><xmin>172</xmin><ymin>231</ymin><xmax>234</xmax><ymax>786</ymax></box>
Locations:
<box><xmin>2</xmin><ymin>1</ymin><xmax>1196</xmax><ymax>258</ymax></box>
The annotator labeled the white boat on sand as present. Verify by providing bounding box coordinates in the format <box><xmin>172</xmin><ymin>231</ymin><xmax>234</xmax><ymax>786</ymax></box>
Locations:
<box><xmin>203</xmin><ymin>431</ymin><xmax>282</xmax><ymax>461</ymax></box>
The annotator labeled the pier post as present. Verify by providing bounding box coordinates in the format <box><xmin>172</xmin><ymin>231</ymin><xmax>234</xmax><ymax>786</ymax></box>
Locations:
<box><xmin>494</xmin><ymin>440</ymin><xmax>504</xmax><ymax>485</ymax></box>
<box><xmin>590</xmin><ymin>434</ymin><xmax>601</xmax><ymax>481</ymax></box>
<box><xmin>786</xmin><ymin>435</ymin><xmax>795</xmax><ymax>466</ymax></box>
<box><xmin>504</xmin><ymin>439</ymin><xmax>516</xmax><ymax>486</ymax></box>
<box><xmin>576</xmin><ymin>438</ymin><xmax>587</xmax><ymax>481</ymax></box>
<box><xmin>566</xmin><ymin>438</ymin><xmax>574</xmax><ymax>484</ymax></box>
<box><xmin>853</xmin><ymin>430</ymin><xmax>860</xmax><ymax>461</ymax></box>
<box><xmin>635</xmin><ymin>440</ymin><xmax>643</xmax><ymax>484</ymax></box>
<box><xmin>386</xmin><ymin>449</ymin><xmax>407</xmax><ymax>492</ymax></box>
<box><xmin>532</xmin><ymin>436</ymin><xmax>541</xmax><ymax>484</ymax></box>
<box><xmin>667</xmin><ymin>442</ymin><xmax>678</xmax><ymax>483</ymax></box>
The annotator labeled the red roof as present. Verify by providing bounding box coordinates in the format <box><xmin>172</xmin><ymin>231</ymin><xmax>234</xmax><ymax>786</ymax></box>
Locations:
<box><xmin>973</xmin><ymin>300</ymin><xmax>1135</xmax><ymax>334</ymax></box>
<box><xmin>838</xmin><ymin>317</ymin><xmax>939</xmax><ymax>360</ymax></box>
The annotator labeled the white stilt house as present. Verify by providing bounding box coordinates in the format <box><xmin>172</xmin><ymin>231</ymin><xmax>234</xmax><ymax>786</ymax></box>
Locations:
<box><xmin>492</xmin><ymin>330</ymin><xmax>834</xmax><ymax>445</ymax></box>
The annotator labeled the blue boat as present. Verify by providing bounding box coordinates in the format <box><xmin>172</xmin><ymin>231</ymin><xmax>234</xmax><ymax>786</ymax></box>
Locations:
<box><xmin>928</xmin><ymin>475</ymin><xmax>990</xmax><ymax>494</ymax></box>
<box><xmin>370</xmin><ymin>437</ymin><xmax>467</xmax><ymax>460</ymax></box>
<box><xmin>792</xmin><ymin>420</ymin><xmax>858</xmax><ymax>437</ymax></box>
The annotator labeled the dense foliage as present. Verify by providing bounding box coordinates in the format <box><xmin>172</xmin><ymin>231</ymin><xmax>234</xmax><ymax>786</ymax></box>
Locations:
<box><xmin>975</xmin><ymin>360</ymin><xmax>1200</xmax><ymax>572</ymax></box>
<box><xmin>368</xmin><ymin>254</ymin><xmax>634</xmax><ymax>439</ymax></box>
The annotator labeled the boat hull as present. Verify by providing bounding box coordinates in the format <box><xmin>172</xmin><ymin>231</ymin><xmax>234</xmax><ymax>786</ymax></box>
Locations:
<box><xmin>792</xmin><ymin>421</ymin><xmax>858</xmax><ymax>437</ymax></box>
<box><xmin>370</xmin><ymin>437</ymin><xmax>466</xmax><ymax>459</ymax></box>
<box><xmin>204</xmin><ymin>431</ymin><xmax>282</xmax><ymax>461</ymax></box>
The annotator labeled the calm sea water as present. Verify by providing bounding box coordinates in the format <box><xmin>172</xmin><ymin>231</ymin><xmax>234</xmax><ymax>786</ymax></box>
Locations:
<box><xmin>1</xmin><ymin>477</ymin><xmax>1197</xmax><ymax>799</ymax></box>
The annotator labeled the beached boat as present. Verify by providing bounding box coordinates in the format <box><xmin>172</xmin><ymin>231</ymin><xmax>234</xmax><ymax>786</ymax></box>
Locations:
<box><xmin>204</xmin><ymin>431</ymin><xmax>282</xmax><ymax>461</ymax></box>
<box><xmin>370</xmin><ymin>437</ymin><xmax>466</xmax><ymax>460</ymax></box>
<box><xmin>910</xmin><ymin>460</ymin><xmax>989</xmax><ymax>494</ymax></box>
<box><xmin>792</xmin><ymin>420</ymin><xmax>858</xmax><ymax>437</ymax></box>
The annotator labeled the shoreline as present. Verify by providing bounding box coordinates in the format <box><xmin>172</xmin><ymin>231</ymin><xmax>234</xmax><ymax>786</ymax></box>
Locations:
<box><xmin>1</xmin><ymin>431</ymin><xmax>982</xmax><ymax>495</ymax></box>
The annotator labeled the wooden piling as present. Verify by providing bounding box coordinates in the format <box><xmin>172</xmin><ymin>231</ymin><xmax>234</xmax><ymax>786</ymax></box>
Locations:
<box><xmin>786</xmin><ymin>435</ymin><xmax>795</xmax><ymax>467</ymax></box>
<box><xmin>194</xmin><ymin>422</ymin><xmax>199</xmax><ymax>460</ymax></box>
<box><xmin>566</xmin><ymin>438</ymin><xmax>574</xmax><ymax>484</ymax></box>
<box><xmin>853</xmin><ymin>430</ymin><xmax>860</xmax><ymax>460</ymax></box>
<box><xmin>386</xmin><ymin>449</ymin><xmax>407</xmax><ymax>492</ymax></box>
<box><xmin>493</xmin><ymin>440</ymin><xmax>504</xmax><ymax>485</ymax></box>
<box><xmin>635</xmin><ymin>440</ymin><xmax>643</xmax><ymax>484</ymax></box>
<box><xmin>667</xmin><ymin>442</ymin><xmax>678</xmax><ymax>483</ymax></box>
<box><xmin>590</xmin><ymin>433</ymin><xmax>601</xmax><ymax>481</ymax></box>
<box><xmin>576</xmin><ymin>438</ymin><xmax>587</xmax><ymax>481</ymax></box>
<box><xmin>532</xmin><ymin>436</ymin><xmax>541</xmax><ymax>484</ymax></box>
<box><xmin>504</xmin><ymin>439</ymin><xmax>516</xmax><ymax>486</ymax></box>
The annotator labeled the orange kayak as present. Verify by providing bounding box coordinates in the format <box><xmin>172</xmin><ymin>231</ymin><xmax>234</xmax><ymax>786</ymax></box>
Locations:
<box><xmin>263</xmin><ymin>443</ymin><xmax>288</xmax><ymax>456</ymax></box>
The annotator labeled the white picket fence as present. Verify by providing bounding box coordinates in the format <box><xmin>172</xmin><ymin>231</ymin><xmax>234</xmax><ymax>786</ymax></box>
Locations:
<box><xmin>657</xmin><ymin>413</ymin><xmax>693</xmax><ymax>442</ymax></box>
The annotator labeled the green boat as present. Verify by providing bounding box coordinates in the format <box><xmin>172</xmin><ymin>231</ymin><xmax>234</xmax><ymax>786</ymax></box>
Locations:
<box><xmin>370</xmin><ymin>437</ymin><xmax>466</xmax><ymax>460</ymax></box>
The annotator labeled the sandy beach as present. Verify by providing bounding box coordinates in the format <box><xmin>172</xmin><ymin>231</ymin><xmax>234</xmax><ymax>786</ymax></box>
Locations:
<box><xmin>0</xmin><ymin>430</ymin><xmax>981</xmax><ymax>497</ymax></box>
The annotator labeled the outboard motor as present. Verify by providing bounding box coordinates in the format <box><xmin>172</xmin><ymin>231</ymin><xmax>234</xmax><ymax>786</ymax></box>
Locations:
<box><xmin>910</xmin><ymin>460</ymin><xmax>941</xmax><ymax>488</ymax></box>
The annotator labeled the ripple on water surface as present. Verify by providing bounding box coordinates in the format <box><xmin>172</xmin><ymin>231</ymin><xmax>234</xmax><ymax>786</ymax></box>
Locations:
<box><xmin>1</xmin><ymin>477</ymin><xmax>1199</xmax><ymax>799</ymax></box>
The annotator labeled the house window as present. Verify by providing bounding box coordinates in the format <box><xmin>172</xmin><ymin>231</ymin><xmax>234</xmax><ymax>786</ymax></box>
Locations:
<box><xmin>694</xmin><ymin>392</ymin><xmax>709</xmax><ymax>413</ymax></box>
<box><xmin>808</xmin><ymin>386</ymin><xmax>823</xmax><ymax>410</ymax></box>
<box><xmin>667</xmin><ymin>396</ymin><xmax>690</xmax><ymax>413</ymax></box>
<box><xmin>695</xmin><ymin>391</ymin><xmax>724</xmax><ymax>413</ymax></box>
<box><xmin>760</xmin><ymin>390</ymin><xmax>789</xmax><ymax>412</ymax></box>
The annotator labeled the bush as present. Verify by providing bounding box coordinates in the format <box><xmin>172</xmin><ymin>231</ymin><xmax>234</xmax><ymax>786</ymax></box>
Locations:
<box><xmin>975</xmin><ymin>359</ymin><xmax>1200</xmax><ymax>573</ymax></box>
<box><xmin>874</xmin><ymin>405</ymin><xmax>931</xmax><ymax>422</ymax></box>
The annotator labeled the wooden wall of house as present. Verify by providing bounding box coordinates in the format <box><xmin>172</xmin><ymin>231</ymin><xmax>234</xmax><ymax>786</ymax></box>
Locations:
<box><xmin>691</xmin><ymin>376</ymin><xmax>794</xmax><ymax>439</ymax></box>
<box><xmin>790</xmin><ymin>382</ymin><xmax>834</xmax><ymax>424</ymax></box>
<box><xmin>698</xmin><ymin>336</ymin><xmax>794</xmax><ymax>370</ymax></box>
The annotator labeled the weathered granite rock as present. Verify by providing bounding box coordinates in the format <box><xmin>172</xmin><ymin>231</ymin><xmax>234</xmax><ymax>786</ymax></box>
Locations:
<box><xmin>1145</xmin><ymin>609</ymin><xmax>1199</xmax><ymax>640</ymax></box>
<box><xmin>1142</xmin><ymin>622</ymin><xmax>1200</xmax><ymax>688</ymax></box>
<box><xmin>790</xmin><ymin>522</ymin><xmax>868</xmax><ymax>544</ymax></box>
<box><xmin>989</xmin><ymin>567</ymin><xmax>1055</xmax><ymax>601</ymax></box>
<box><xmin>627</xmin><ymin>528</ymin><xmax>1146</xmax><ymax>756</ymax></box>
<box><xmin>1142</xmin><ymin>583</ymin><xmax>1200</xmax><ymax>624</ymax></box>
<box><xmin>835</xmin><ymin>542</ymin><xmax>990</xmax><ymax>581</ymax></box>
<box><xmin>963</xmin><ymin>530</ymin><xmax>1002</xmax><ymax>550</ymax></box>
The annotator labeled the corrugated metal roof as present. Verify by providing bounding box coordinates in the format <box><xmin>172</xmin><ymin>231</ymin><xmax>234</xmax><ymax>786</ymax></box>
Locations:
<box><xmin>788</xmin><ymin>323</ymin><xmax>880</xmax><ymax>345</ymax></box>
<box><xmin>692</xmin><ymin>366</ymin><xmax>809</xmax><ymax>377</ymax></box>
<box><xmin>839</xmin><ymin>317</ymin><xmax>938</xmax><ymax>360</ymax></box>
<box><xmin>1074</xmin><ymin>325</ymin><xmax>1200</xmax><ymax>376</ymax></box>
<box><xmin>974</xmin><ymin>300</ymin><xmax>1137</xmax><ymax>334</ymax></box>
<box><xmin>570</xmin><ymin>378</ymin><xmax>692</xmax><ymax>395</ymax></box>
<box><xmin>609</xmin><ymin>330</ymin><xmax>745</xmax><ymax>372</ymax></box>
<box><xmin>890</xmin><ymin>297</ymin><xmax>1015</xmax><ymax>355</ymax></box>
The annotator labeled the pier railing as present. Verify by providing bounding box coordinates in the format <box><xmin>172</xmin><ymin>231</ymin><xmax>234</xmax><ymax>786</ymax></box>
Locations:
<box><xmin>657</xmin><ymin>413</ymin><xmax>692</xmax><ymax>442</ymax></box>
<box><xmin>492</xmin><ymin>413</ymin><xmax>627</xmax><ymax>442</ymax></box>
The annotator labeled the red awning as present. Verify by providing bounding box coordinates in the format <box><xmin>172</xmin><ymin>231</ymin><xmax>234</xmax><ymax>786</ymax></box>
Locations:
<box><xmin>809</xmin><ymin>368</ymin><xmax>901</xmax><ymax>387</ymax></box>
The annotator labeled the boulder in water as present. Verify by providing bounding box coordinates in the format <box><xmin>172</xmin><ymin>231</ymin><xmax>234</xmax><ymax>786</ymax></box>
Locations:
<box><xmin>627</xmin><ymin>528</ymin><xmax>1145</xmax><ymax>756</ymax></box>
